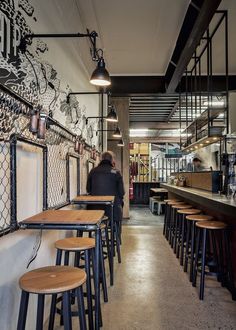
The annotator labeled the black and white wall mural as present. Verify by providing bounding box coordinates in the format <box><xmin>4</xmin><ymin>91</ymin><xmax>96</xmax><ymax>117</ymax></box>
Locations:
<box><xmin>0</xmin><ymin>0</ymin><xmax>99</xmax><ymax>146</ymax></box>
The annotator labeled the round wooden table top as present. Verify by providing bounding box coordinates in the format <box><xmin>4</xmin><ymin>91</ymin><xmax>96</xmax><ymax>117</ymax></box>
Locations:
<box><xmin>196</xmin><ymin>220</ymin><xmax>227</xmax><ymax>230</ymax></box>
<box><xmin>55</xmin><ymin>237</ymin><xmax>95</xmax><ymax>251</ymax></box>
<box><xmin>177</xmin><ymin>208</ymin><xmax>202</xmax><ymax>215</ymax></box>
<box><xmin>172</xmin><ymin>204</ymin><xmax>192</xmax><ymax>210</ymax></box>
<box><xmin>186</xmin><ymin>214</ymin><xmax>213</xmax><ymax>221</ymax></box>
<box><xmin>164</xmin><ymin>199</ymin><xmax>181</xmax><ymax>203</ymax></box>
<box><xmin>19</xmin><ymin>266</ymin><xmax>86</xmax><ymax>294</ymax></box>
<box><xmin>167</xmin><ymin>201</ymin><xmax>185</xmax><ymax>206</ymax></box>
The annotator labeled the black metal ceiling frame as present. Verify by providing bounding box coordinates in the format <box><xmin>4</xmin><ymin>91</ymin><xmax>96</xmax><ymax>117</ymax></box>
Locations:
<box><xmin>178</xmin><ymin>10</ymin><xmax>228</xmax><ymax>146</ymax></box>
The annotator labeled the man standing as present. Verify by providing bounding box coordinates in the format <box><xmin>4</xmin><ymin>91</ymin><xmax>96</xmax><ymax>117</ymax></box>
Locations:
<box><xmin>86</xmin><ymin>151</ymin><xmax>125</xmax><ymax>223</ymax></box>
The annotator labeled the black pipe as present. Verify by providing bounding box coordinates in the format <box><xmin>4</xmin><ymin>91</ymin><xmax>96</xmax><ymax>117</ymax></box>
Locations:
<box><xmin>101</xmin><ymin>93</ymin><xmax>104</xmax><ymax>151</ymax></box>
<box><xmin>77</xmin><ymin>157</ymin><xmax>80</xmax><ymax>195</ymax></box>
<box><xmin>43</xmin><ymin>147</ymin><xmax>48</xmax><ymax>210</ymax></box>
<box><xmin>10</xmin><ymin>136</ymin><xmax>17</xmax><ymax>229</ymax></box>
<box><xmin>26</xmin><ymin>32</ymin><xmax>94</xmax><ymax>38</ymax></box>
<box><xmin>15</xmin><ymin>134</ymin><xmax>46</xmax><ymax>149</ymax></box>
<box><xmin>0</xmin><ymin>83</ymin><xmax>33</xmax><ymax>109</ymax></box>
<box><xmin>66</xmin><ymin>154</ymin><xmax>70</xmax><ymax>202</ymax></box>
<box><xmin>48</xmin><ymin>117</ymin><xmax>76</xmax><ymax>138</ymax></box>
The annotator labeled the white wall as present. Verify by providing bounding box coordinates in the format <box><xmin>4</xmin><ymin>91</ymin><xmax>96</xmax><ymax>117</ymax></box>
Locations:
<box><xmin>0</xmin><ymin>1</ymin><xmax>101</xmax><ymax>329</ymax></box>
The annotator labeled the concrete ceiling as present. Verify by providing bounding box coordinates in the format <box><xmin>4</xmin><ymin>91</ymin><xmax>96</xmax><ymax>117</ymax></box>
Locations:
<box><xmin>75</xmin><ymin>0</ymin><xmax>190</xmax><ymax>75</ymax></box>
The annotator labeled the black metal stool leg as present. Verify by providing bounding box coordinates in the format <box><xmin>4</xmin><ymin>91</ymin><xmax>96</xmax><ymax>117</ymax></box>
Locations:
<box><xmin>199</xmin><ymin>228</ymin><xmax>207</xmax><ymax>300</ymax></box>
<box><xmin>62</xmin><ymin>291</ymin><xmax>72</xmax><ymax>330</ymax></box>
<box><xmin>76</xmin><ymin>286</ymin><xmax>87</xmax><ymax>330</ymax></box>
<box><xmin>180</xmin><ymin>214</ymin><xmax>186</xmax><ymax>266</ymax></box>
<box><xmin>223</xmin><ymin>230</ymin><xmax>236</xmax><ymax>300</ymax></box>
<box><xmin>176</xmin><ymin>214</ymin><xmax>183</xmax><ymax>259</ymax></box>
<box><xmin>99</xmin><ymin>235</ymin><xmax>108</xmax><ymax>303</ymax></box>
<box><xmin>115</xmin><ymin>222</ymin><xmax>121</xmax><ymax>263</ymax></box>
<box><xmin>189</xmin><ymin>221</ymin><xmax>196</xmax><ymax>282</ymax></box>
<box><xmin>48</xmin><ymin>294</ymin><xmax>57</xmax><ymax>330</ymax></box>
<box><xmin>60</xmin><ymin>251</ymin><xmax>70</xmax><ymax>326</ymax></box>
<box><xmin>192</xmin><ymin>228</ymin><xmax>201</xmax><ymax>287</ymax></box>
<box><xmin>184</xmin><ymin>220</ymin><xmax>191</xmax><ymax>272</ymax></box>
<box><xmin>36</xmin><ymin>294</ymin><xmax>45</xmax><ymax>330</ymax></box>
<box><xmin>85</xmin><ymin>249</ymin><xmax>94</xmax><ymax>329</ymax></box>
<box><xmin>17</xmin><ymin>290</ymin><xmax>29</xmax><ymax>330</ymax></box>
<box><xmin>163</xmin><ymin>203</ymin><xmax>167</xmax><ymax>235</ymax></box>
<box><xmin>171</xmin><ymin>209</ymin><xmax>177</xmax><ymax>248</ymax></box>
<box><xmin>105</xmin><ymin>223</ymin><xmax>112</xmax><ymax>278</ymax></box>
<box><xmin>91</xmin><ymin>249</ymin><xmax>103</xmax><ymax>328</ymax></box>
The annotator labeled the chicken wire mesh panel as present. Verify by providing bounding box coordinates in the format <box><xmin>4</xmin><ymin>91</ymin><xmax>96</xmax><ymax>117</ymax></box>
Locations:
<box><xmin>46</xmin><ymin>127</ymin><xmax>74</xmax><ymax>209</ymax></box>
<box><xmin>0</xmin><ymin>142</ymin><xmax>11</xmax><ymax>233</ymax></box>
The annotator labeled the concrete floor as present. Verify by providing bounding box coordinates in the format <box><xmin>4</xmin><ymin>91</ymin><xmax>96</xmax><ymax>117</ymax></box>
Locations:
<box><xmin>55</xmin><ymin>207</ymin><xmax>236</xmax><ymax>330</ymax></box>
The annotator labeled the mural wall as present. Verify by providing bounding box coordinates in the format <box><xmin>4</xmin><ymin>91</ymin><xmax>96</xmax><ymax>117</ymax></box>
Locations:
<box><xmin>0</xmin><ymin>1</ymin><xmax>103</xmax><ymax>329</ymax></box>
<box><xmin>0</xmin><ymin>0</ymin><xmax>100</xmax><ymax>146</ymax></box>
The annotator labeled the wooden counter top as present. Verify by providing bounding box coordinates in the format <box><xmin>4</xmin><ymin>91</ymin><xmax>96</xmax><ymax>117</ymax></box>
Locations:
<box><xmin>161</xmin><ymin>183</ymin><xmax>236</xmax><ymax>218</ymax></box>
<box><xmin>21</xmin><ymin>210</ymin><xmax>105</xmax><ymax>225</ymax></box>
<box><xmin>72</xmin><ymin>195</ymin><xmax>115</xmax><ymax>203</ymax></box>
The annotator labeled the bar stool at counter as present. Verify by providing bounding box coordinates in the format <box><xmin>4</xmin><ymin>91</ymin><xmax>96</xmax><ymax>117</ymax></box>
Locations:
<box><xmin>17</xmin><ymin>266</ymin><xmax>87</xmax><ymax>330</ymax></box>
<box><xmin>176</xmin><ymin>209</ymin><xmax>202</xmax><ymax>265</ymax></box>
<box><xmin>184</xmin><ymin>214</ymin><xmax>213</xmax><ymax>281</ymax></box>
<box><xmin>51</xmin><ymin>237</ymin><xmax>100</xmax><ymax>330</ymax></box>
<box><xmin>168</xmin><ymin>203</ymin><xmax>193</xmax><ymax>248</ymax></box>
<box><xmin>193</xmin><ymin>220</ymin><xmax>235</xmax><ymax>300</ymax></box>
<box><xmin>163</xmin><ymin>199</ymin><xmax>185</xmax><ymax>239</ymax></box>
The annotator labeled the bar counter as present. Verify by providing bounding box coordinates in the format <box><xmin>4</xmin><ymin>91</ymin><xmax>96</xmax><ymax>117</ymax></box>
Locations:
<box><xmin>160</xmin><ymin>183</ymin><xmax>236</xmax><ymax>218</ymax></box>
<box><xmin>161</xmin><ymin>183</ymin><xmax>236</xmax><ymax>284</ymax></box>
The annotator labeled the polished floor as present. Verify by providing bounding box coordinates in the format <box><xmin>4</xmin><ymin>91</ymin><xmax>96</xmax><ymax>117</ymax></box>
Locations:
<box><xmin>56</xmin><ymin>207</ymin><xmax>236</xmax><ymax>329</ymax></box>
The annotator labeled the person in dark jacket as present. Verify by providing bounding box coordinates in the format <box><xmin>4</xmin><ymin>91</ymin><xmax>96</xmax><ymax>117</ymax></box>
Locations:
<box><xmin>86</xmin><ymin>151</ymin><xmax>125</xmax><ymax>222</ymax></box>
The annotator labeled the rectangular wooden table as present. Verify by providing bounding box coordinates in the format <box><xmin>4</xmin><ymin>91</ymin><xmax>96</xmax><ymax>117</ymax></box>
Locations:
<box><xmin>71</xmin><ymin>195</ymin><xmax>115</xmax><ymax>286</ymax></box>
<box><xmin>19</xmin><ymin>209</ymin><xmax>104</xmax><ymax>330</ymax></box>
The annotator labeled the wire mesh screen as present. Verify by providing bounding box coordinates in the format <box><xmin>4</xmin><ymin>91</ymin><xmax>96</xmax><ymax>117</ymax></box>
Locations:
<box><xmin>0</xmin><ymin>87</ymin><xmax>80</xmax><ymax>236</ymax></box>
<box><xmin>0</xmin><ymin>141</ymin><xmax>11</xmax><ymax>232</ymax></box>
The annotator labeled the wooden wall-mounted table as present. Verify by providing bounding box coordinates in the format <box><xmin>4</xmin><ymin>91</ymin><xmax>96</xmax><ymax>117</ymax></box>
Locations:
<box><xmin>19</xmin><ymin>209</ymin><xmax>104</xmax><ymax>330</ymax></box>
<box><xmin>71</xmin><ymin>195</ymin><xmax>115</xmax><ymax>286</ymax></box>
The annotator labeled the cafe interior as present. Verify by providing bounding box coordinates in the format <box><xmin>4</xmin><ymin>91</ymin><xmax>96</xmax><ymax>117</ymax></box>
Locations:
<box><xmin>0</xmin><ymin>0</ymin><xmax>236</xmax><ymax>329</ymax></box>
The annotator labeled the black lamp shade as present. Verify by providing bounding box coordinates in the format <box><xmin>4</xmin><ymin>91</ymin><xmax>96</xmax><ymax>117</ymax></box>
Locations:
<box><xmin>113</xmin><ymin>126</ymin><xmax>122</xmax><ymax>138</ymax></box>
<box><xmin>90</xmin><ymin>57</ymin><xmax>111</xmax><ymax>87</ymax></box>
<box><xmin>117</xmin><ymin>138</ymin><xmax>124</xmax><ymax>147</ymax></box>
<box><xmin>106</xmin><ymin>106</ymin><xmax>118</xmax><ymax>122</ymax></box>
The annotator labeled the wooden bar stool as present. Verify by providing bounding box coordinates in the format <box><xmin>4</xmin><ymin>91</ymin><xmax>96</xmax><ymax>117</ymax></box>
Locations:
<box><xmin>170</xmin><ymin>203</ymin><xmax>193</xmax><ymax>253</ymax></box>
<box><xmin>75</xmin><ymin>229</ymin><xmax>109</xmax><ymax>304</ymax></box>
<box><xmin>53</xmin><ymin>237</ymin><xmax>98</xmax><ymax>329</ymax></box>
<box><xmin>184</xmin><ymin>214</ymin><xmax>213</xmax><ymax>281</ymax></box>
<box><xmin>177</xmin><ymin>208</ymin><xmax>202</xmax><ymax>265</ymax></box>
<box><xmin>193</xmin><ymin>220</ymin><xmax>235</xmax><ymax>300</ymax></box>
<box><xmin>164</xmin><ymin>200</ymin><xmax>185</xmax><ymax>240</ymax></box>
<box><xmin>163</xmin><ymin>199</ymin><xmax>182</xmax><ymax>237</ymax></box>
<box><xmin>17</xmin><ymin>266</ymin><xmax>87</xmax><ymax>330</ymax></box>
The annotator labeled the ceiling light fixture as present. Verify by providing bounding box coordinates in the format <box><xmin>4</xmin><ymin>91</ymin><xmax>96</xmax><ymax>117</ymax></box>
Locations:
<box><xmin>19</xmin><ymin>30</ymin><xmax>111</xmax><ymax>87</ymax></box>
<box><xmin>117</xmin><ymin>138</ymin><xmax>124</xmax><ymax>147</ymax></box>
<box><xmin>106</xmin><ymin>106</ymin><xmax>118</xmax><ymax>122</ymax></box>
<box><xmin>90</xmin><ymin>50</ymin><xmax>111</xmax><ymax>87</ymax></box>
<box><xmin>112</xmin><ymin>126</ymin><xmax>122</xmax><ymax>138</ymax></box>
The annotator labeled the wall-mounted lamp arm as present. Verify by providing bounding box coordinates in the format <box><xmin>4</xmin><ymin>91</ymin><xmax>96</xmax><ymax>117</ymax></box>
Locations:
<box><xmin>19</xmin><ymin>30</ymin><xmax>98</xmax><ymax>55</ymax></box>
<box><xmin>85</xmin><ymin>116</ymin><xmax>104</xmax><ymax>125</ymax></box>
<box><xmin>66</xmin><ymin>91</ymin><xmax>107</xmax><ymax>104</ymax></box>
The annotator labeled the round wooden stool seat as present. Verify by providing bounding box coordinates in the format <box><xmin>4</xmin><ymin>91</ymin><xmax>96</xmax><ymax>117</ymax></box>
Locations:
<box><xmin>164</xmin><ymin>199</ymin><xmax>181</xmax><ymax>203</ymax></box>
<box><xmin>186</xmin><ymin>214</ymin><xmax>213</xmax><ymax>221</ymax></box>
<box><xmin>196</xmin><ymin>220</ymin><xmax>227</xmax><ymax>230</ymax></box>
<box><xmin>19</xmin><ymin>266</ymin><xmax>86</xmax><ymax>294</ymax></box>
<box><xmin>178</xmin><ymin>208</ymin><xmax>201</xmax><ymax>215</ymax></box>
<box><xmin>172</xmin><ymin>204</ymin><xmax>192</xmax><ymax>210</ymax></box>
<box><xmin>167</xmin><ymin>201</ymin><xmax>185</xmax><ymax>206</ymax></box>
<box><xmin>55</xmin><ymin>237</ymin><xmax>95</xmax><ymax>251</ymax></box>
